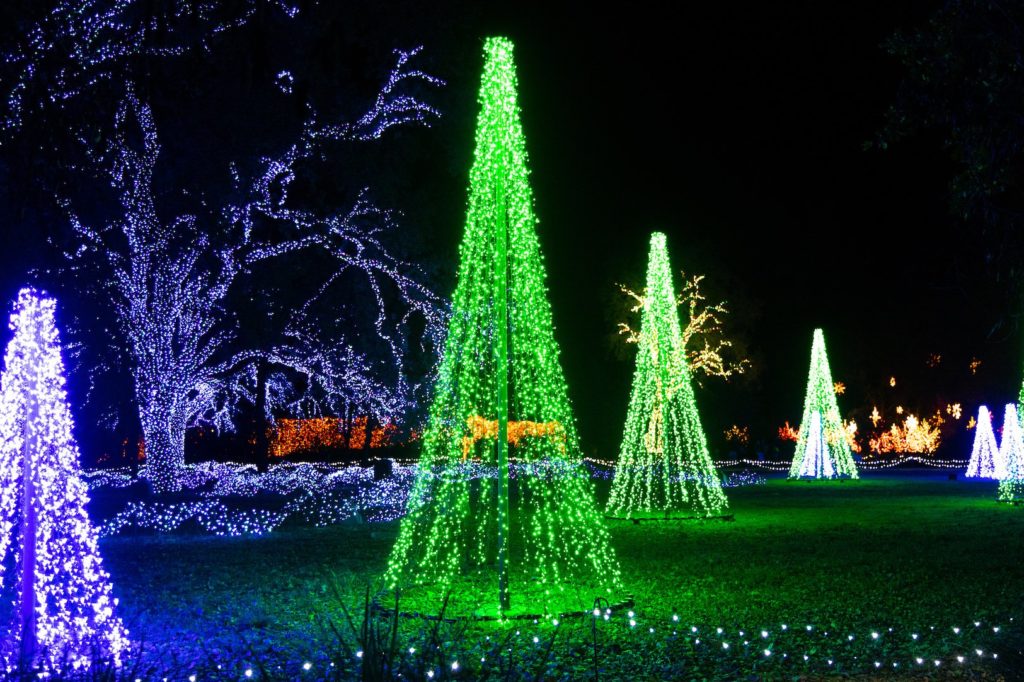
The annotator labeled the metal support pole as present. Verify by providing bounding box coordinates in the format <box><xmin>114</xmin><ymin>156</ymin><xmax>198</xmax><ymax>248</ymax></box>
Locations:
<box><xmin>495</xmin><ymin>173</ymin><xmax>511</xmax><ymax>612</ymax></box>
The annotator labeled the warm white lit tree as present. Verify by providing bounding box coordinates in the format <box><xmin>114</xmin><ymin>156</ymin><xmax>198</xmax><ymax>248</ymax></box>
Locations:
<box><xmin>617</xmin><ymin>272</ymin><xmax>749</xmax><ymax>384</ymax></box>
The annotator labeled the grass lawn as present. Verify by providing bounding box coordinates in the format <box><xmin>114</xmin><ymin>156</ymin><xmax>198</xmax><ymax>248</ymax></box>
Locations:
<box><xmin>96</xmin><ymin>470</ymin><xmax>1024</xmax><ymax>679</ymax></box>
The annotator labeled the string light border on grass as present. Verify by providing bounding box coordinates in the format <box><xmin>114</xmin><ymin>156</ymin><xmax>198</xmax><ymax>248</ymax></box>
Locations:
<box><xmin>81</xmin><ymin>451</ymin><xmax>985</xmax><ymax>540</ymax></box>
<box><xmin>148</xmin><ymin>612</ymin><xmax>1016</xmax><ymax>680</ymax></box>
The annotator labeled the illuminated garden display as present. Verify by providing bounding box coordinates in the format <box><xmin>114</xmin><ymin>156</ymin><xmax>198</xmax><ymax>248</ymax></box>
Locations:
<box><xmin>0</xmin><ymin>290</ymin><xmax>129</xmax><ymax>670</ymax></box>
<box><xmin>382</xmin><ymin>37</ymin><xmax>621</xmax><ymax>615</ymax></box>
<box><xmin>997</xmin><ymin>404</ymin><xmax>1024</xmax><ymax>503</ymax></box>
<box><xmin>1</xmin><ymin>2</ymin><xmax>1024</xmax><ymax>679</ymax></box>
<box><xmin>606</xmin><ymin>232</ymin><xmax>728</xmax><ymax>518</ymax></box>
<box><xmin>789</xmin><ymin>329</ymin><xmax>859</xmax><ymax>479</ymax></box>
<box><xmin>966</xmin><ymin>405</ymin><xmax>1001</xmax><ymax>479</ymax></box>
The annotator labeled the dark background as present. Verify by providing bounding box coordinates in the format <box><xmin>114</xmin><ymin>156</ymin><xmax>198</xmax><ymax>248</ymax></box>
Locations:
<box><xmin>0</xmin><ymin>1</ymin><xmax>1014</xmax><ymax>461</ymax></box>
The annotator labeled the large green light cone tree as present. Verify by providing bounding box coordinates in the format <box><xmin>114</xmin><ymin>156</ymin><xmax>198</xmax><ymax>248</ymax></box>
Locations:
<box><xmin>383</xmin><ymin>37</ymin><xmax>621</xmax><ymax>615</ymax></box>
<box><xmin>788</xmin><ymin>329</ymin><xmax>858</xmax><ymax>479</ymax></box>
<box><xmin>606</xmin><ymin>233</ymin><xmax>728</xmax><ymax>518</ymax></box>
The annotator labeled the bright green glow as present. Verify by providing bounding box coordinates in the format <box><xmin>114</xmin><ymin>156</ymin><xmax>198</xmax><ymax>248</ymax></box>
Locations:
<box><xmin>788</xmin><ymin>329</ymin><xmax>858</xmax><ymax>479</ymax></box>
<box><xmin>999</xmin><ymin>404</ymin><xmax>1024</xmax><ymax>503</ymax></box>
<box><xmin>383</xmin><ymin>37</ymin><xmax>621</xmax><ymax>613</ymax></box>
<box><xmin>606</xmin><ymin>233</ymin><xmax>728</xmax><ymax>518</ymax></box>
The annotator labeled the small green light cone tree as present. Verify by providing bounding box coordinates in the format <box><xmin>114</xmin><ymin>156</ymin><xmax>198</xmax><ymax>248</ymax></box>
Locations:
<box><xmin>998</xmin><ymin>403</ymin><xmax>1024</xmax><ymax>503</ymax></box>
<box><xmin>606</xmin><ymin>233</ymin><xmax>728</xmax><ymax>518</ymax></box>
<box><xmin>789</xmin><ymin>329</ymin><xmax>858</xmax><ymax>479</ymax></box>
<box><xmin>383</xmin><ymin>37</ymin><xmax>621</xmax><ymax>615</ymax></box>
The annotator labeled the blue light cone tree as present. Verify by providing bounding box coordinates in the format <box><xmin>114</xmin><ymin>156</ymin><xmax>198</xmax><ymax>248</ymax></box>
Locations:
<box><xmin>966</xmin><ymin>405</ymin><xmax>1000</xmax><ymax>479</ymax></box>
<box><xmin>606</xmin><ymin>232</ymin><xmax>728</xmax><ymax>518</ymax></box>
<box><xmin>789</xmin><ymin>329</ymin><xmax>858</xmax><ymax>479</ymax></box>
<box><xmin>998</xmin><ymin>403</ymin><xmax>1024</xmax><ymax>503</ymax></box>
<box><xmin>0</xmin><ymin>290</ymin><xmax>129</xmax><ymax>670</ymax></box>
<box><xmin>383</xmin><ymin>37</ymin><xmax>621</xmax><ymax>615</ymax></box>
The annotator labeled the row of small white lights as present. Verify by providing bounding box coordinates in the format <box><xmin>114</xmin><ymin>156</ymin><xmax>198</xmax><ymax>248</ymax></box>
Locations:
<box><xmin>136</xmin><ymin>613</ymin><xmax>1009</xmax><ymax>679</ymax></box>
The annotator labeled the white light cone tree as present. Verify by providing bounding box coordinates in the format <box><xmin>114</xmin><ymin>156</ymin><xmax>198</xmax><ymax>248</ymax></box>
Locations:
<box><xmin>998</xmin><ymin>403</ymin><xmax>1024</xmax><ymax>503</ymax></box>
<box><xmin>0</xmin><ymin>289</ymin><xmax>129</xmax><ymax>670</ymax></box>
<box><xmin>789</xmin><ymin>329</ymin><xmax>858</xmax><ymax>479</ymax></box>
<box><xmin>966</xmin><ymin>405</ymin><xmax>1000</xmax><ymax>479</ymax></box>
<box><xmin>797</xmin><ymin>411</ymin><xmax>834</xmax><ymax>478</ymax></box>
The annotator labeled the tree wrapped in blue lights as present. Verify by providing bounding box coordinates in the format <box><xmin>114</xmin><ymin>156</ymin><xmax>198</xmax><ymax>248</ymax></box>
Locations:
<box><xmin>966</xmin><ymin>405</ymin><xmax>1001</xmax><ymax>479</ymax></box>
<box><xmin>63</xmin><ymin>50</ymin><xmax>444</xmax><ymax>493</ymax></box>
<box><xmin>789</xmin><ymin>329</ymin><xmax>858</xmax><ymax>479</ymax></box>
<box><xmin>606</xmin><ymin>232</ymin><xmax>728</xmax><ymax>518</ymax></box>
<box><xmin>0</xmin><ymin>290</ymin><xmax>129</xmax><ymax>670</ymax></box>
<box><xmin>384</xmin><ymin>37</ymin><xmax>621</xmax><ymax>615</ymax></box>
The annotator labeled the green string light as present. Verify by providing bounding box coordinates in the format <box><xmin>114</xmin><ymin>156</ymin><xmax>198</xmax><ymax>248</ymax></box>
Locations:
<box><xmin>606</xmin><ymin>233</ymin><xmax>728</xmax><ymax>518</ymax></box>
<box><xmin>383</xmin><ymin>37</ymin><xmax>621</xmax><ymax>615</ymax></box>
<box><xmin>789</xmin><ymin>329</ymin><xmax>858</xmax><ymax>479</ymax></box>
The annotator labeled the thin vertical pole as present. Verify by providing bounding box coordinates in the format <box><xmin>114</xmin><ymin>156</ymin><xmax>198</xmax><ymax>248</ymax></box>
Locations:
<box><xmin>19</xmin><ymin>394</ymin><xmax>38</xmax><ymax>667</ymax></box>
<box><xmin>495</xmin><ymin>170</ymin><xmax>511</xmax><ymax>612</ymax></box>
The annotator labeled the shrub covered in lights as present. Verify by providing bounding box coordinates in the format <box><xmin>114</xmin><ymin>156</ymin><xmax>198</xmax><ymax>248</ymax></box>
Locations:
<box><xmin>789</xmin><ymin>329</ymin><xmax>858</xmax><ymax>479</ymax></box>
<box><xmin>383</xmin><ymin>37</ymin><xmax>621</xmax><ymax>615</ymax></box>
<box><xmin>606</xmin><ymin>233</ymin><xmax>728</xmax><ymax>518</ymax></box>
<box><xmin>0</xmin><ymin>289</ymin><xmax>129</xmax><ymax>670</ymax></box>
<box><xmin>966</xmin><ymin>405</ymin><xmax>1001</xmax><ymax>479</ymax></box>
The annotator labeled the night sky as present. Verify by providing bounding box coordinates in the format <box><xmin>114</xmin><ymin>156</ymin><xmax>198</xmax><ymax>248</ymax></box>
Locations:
<box><xmin>0</xmin><ymin>1</ymin><xmax>1016</xmax><ymax>461</ymax></box>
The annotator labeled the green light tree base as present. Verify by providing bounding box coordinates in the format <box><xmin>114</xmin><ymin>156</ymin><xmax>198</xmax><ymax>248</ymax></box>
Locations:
<box><xmin>606</xmin><ymin>233</ymin><xmax>728</xmax><ymax>519</ymax></box>
<box><xmin>788</xmin><ymin>329</ymin><xmax>858</xmax><ymax>480</ymax></box>
<box><xmin>389</xmin><ymin>506</ymin><xmax>633</xmax><ymax>620</ymax></box>
<box><xmin>382</xmin><ymin>37</ymin><xmax>623</xmax><ymax>618</ymax></box>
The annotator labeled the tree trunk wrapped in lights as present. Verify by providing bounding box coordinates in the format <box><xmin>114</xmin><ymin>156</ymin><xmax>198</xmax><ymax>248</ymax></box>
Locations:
<box><xmin>606</xmin><ymin>233</ymin><xmax>728</xmax><ymax>518</ymax></box>
<box><xmin>788</xmin><ymin>329</ymin><xmax>858</xmax><ymax>479</ymax></box>
<box><xmin>0</xmin><ymin>290</ymin><xmax>129</xmax><ymax>670</ymax></box>
<box><xmin>965</xmin><ymin>405</ymin><xmax>1001</xmax><ymax>479</ymax></box>
<box><xmin>383</xmin><ymin>37</ymin><xmax>621</xmax><ymax>616</ymax></box>
<box><xmin>998</xmin><ymin>403</ymin><xmax>1024</xmax><ymax>503</ymax></box>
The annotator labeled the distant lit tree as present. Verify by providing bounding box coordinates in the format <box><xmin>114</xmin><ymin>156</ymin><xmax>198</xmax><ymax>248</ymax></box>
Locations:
<box><xmin>789</xmin><ymin>329</ymin><xmax>858</xmax><ymax>479</ymax></box>
<box><xmin>998</xmin><ymin>404</ymin><xmax>1024</xmax><ymax>503</ymax></box>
